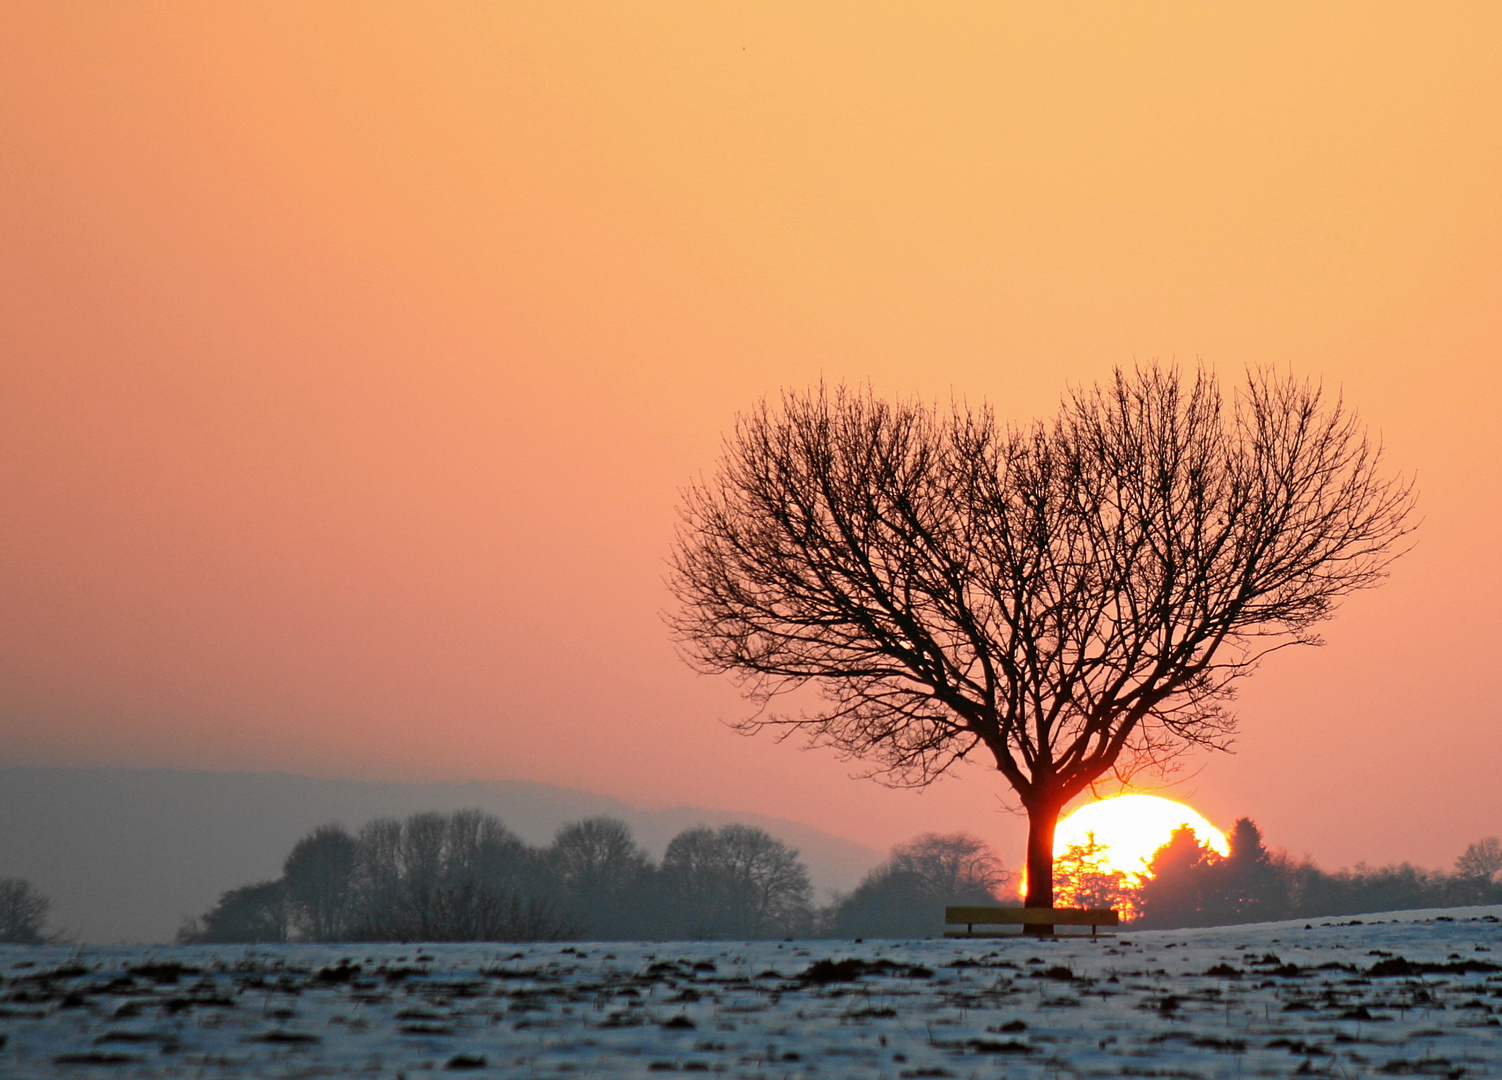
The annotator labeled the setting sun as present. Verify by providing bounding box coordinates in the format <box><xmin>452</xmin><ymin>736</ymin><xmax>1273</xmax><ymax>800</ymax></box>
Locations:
<box><xmin>1056</xmin><ymin>795</ymin><xmax>1229</xmax><ymax>881</ymax></box>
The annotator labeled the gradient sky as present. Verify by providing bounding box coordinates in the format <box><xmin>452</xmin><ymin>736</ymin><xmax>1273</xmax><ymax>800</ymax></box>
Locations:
<box><xmin>2</xmin><ymin>3</ymin><xmax>1499</xmax><ymax>874</ymax></box>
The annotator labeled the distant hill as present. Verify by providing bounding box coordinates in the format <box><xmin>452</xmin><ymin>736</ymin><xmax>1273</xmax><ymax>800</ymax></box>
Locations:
<box><xmin>0</xmin><ymin>766</ymin><xmax>883</xmax><ymax>944</ymax></box>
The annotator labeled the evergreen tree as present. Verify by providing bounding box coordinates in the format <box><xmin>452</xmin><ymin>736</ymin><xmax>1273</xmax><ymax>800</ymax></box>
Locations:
<box><xmin>1135</xmin><ymin>827</ymin><xmax>1222</xmax><ymax>928</ymax></box>
<box><xmin>1053</xmin><ymin>834</ymin><xmax>1136</xmax><ymax>918</ymax></box>
<box><xmin>1204</xmin><ymin>818</ymin><xmax>1289</xmax><ymax>924</ymax></box>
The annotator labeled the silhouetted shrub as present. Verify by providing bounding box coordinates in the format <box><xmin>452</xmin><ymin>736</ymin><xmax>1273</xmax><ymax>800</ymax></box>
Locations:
<box><xmin>0</xmin><ymin>878</ymin><xmax>52</xmax><ymax>944</ymax></box>
<box><xmin>179</xmin><ymin>880</ymin><xmax>287</xmax><ymax>943</ymax></box>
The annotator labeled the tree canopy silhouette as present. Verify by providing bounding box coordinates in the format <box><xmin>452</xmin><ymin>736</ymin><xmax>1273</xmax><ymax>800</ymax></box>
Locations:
<box><xmin>669</xmin><ymin>366</ymin><xmax>1412</xmax><ymax>907</ymax></box>
<box><xmin>827</xmin><ymin>832</ymin><xmax>1009</xmax><ymax>939</ymax></box>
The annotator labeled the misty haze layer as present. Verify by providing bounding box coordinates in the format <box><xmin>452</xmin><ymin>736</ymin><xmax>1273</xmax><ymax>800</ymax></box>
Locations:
<box><xmin>0</xmin><ymin>767</ymin><xmax>880</xmax><ymax>943</ymax></box>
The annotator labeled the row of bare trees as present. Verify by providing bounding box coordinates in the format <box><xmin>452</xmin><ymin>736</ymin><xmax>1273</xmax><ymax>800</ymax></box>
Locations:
<box><xmin>180</xmin><ymin>811</ymin><xmax>1012</xmax><ymax>943</ymax></box>
<box><xmin>179</xmin><ymin>812</ymin><xmax>584</xmax><ymax>944</ymax></box>
<box><xmin>182</xmin><ymin>812</ymin><xmax>816</xmax><ymax>942</ymax></box>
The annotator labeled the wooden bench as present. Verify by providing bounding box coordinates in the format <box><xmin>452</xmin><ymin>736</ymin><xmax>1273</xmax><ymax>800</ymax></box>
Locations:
<box><xmin>945</xmin><ymin>906</ymin><xmax>1120</xmax><ymax>937</ymax></box>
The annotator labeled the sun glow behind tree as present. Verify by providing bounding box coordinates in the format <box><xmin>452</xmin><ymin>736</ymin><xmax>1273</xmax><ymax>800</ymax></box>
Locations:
<box><xmin>1041</xmin><ymin>795</ymin><xmax>1229</xmax><ymax>918</ymax></box>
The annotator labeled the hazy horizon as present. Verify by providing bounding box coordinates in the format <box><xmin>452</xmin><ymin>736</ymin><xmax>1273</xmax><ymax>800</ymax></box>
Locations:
<box><xmin>0</xmin><ymin>764</ymin><xmax>887</xmax><ymax>943</ymax></box>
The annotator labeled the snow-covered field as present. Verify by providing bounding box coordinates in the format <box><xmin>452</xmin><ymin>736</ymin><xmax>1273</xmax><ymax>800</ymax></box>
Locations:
<box><xmin>2</xmin><ymin>906</ymin><xmax>1499</xmax><ymax>1078</ymax></box>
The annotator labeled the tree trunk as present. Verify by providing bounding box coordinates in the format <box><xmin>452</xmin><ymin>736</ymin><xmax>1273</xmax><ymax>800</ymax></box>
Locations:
<box><xmin>1023</xmin><ymin>799</ymin><xmax>1061</xmax><ymax>933</ymax></box>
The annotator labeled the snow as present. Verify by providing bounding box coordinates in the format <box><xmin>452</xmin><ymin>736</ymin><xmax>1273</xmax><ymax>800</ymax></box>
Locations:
<box><xmin>1</xmin><ymin>905</ymin><xmax>1499</xmax><ymax>1077</ymax></box>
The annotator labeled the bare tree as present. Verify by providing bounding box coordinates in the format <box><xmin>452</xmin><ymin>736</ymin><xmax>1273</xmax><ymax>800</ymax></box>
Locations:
<box><xmin>343</xmin><ymin>810</ymin><xmax>563</xmax><ymax>942</ymax></box>
<box><xmin>1455</xmin><ymin>837</ymin><xmax>1502</xmax><ymax>883</ymax></box>
<box><xmin>283</xmin><ymin>825</ymin><xmax>359</xmax><ymax>941</ymax></box>
<box><xmin>670</xmin><ymin>367</ymin><xmax>1412</xmax><ymax>908</ymax></box>
<box><xmin>550</xmin><ymin>818</ymin><xmax>650</xmax><ymax>898</ymax></box>
<box><xmin>0</xmin><ymin>878</ymin><xmax>51</xmax><ymax>944</ymax></box>
<box><xmin>888</xmin><ymin>833</ymin><xmax>1009</xmax><ymax>898</ymax></box>
<box><xmin>661</xmin><ymin>824</ymin><xmax>813</xmax><ymax>938</ymax></box>
<box><xmin>548</xmin><ymin>817</ymin><xmax>653</xmax><ymax>938</ymax></box>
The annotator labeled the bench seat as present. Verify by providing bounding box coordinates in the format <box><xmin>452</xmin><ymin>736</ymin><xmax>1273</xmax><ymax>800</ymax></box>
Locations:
<box><xmin>944</xmin><ymin>905</ymin><xmax>1119</xmax><ymax>937</ymax></box>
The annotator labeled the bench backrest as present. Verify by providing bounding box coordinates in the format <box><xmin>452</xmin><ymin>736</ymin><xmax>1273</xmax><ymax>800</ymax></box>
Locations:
<box><xmin>945</xmin><ymin>906</ymin><xmax>1120</xmax><ymax>927</ymax></box>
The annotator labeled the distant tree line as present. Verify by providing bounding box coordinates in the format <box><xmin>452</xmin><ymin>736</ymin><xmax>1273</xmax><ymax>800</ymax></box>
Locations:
<box><xmin>179</xmin><ymin>811</ymin><xmax>1012</xmax><ymax>944</ymax></box>
<box><xmin>10</xmin><ymin>814</ymin><xmax>1501</xmax><ymax>945</ymax></box>
<box><xmin>1057</xmin><ymin>820</ymin><xmax>1502</xmax><ymax>930</ymax></box>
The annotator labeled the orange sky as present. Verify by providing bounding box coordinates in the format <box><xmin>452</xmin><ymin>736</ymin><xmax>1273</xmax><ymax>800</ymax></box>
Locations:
<box><xmin>2</xmin><ymin>3</ymin><xmax>1499</xmax><ymax>873</ymax></box>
